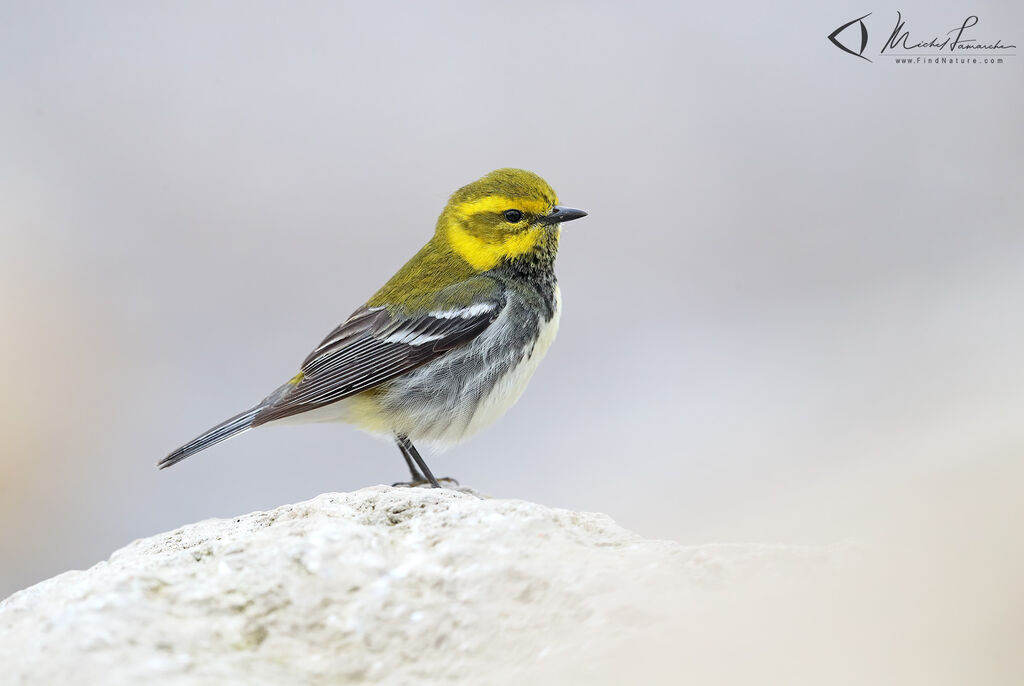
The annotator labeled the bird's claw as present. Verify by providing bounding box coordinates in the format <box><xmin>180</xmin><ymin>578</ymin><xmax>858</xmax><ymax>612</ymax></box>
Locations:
<box><xmin>391</xmin><ymin>477</ymin><xmax>460</xmax><ymax>489</ymax></box>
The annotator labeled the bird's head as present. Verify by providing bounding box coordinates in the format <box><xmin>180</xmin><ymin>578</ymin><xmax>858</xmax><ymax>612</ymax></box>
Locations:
<box><xmin>436</xmin><ymin>168</ymin><xmax>587</xmax><ymax>271</ymax></box>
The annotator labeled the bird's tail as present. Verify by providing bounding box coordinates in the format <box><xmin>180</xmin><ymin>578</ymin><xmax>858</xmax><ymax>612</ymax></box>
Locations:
<box><xmin>158</xmin><ymin>406</ymin><xmax>262</xmax><ymax>470</ymax></box>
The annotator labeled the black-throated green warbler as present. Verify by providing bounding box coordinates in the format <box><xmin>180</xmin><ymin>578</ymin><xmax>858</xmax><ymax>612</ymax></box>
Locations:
<box><xmin>160</xmin><ymin>169</ymin><xmax>587</xmax><ymax>487</ymax></box>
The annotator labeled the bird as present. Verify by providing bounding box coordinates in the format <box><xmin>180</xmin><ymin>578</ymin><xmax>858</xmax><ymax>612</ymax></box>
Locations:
<box><xmin>159</xmin><ymin>168</ymin><xmax>587</xmax><ymax>487</ymax></box>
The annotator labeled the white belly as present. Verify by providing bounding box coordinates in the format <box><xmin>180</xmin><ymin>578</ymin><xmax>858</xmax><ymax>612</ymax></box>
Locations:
<box><xmin>452</xmin><ymin>287</ymin><xmax>561</xmax><ymax>442</ymax></box>
<box><xmin>273</xmin><ymin>287</ymin><xmax>562</xmax><ymax>447</ymax></box>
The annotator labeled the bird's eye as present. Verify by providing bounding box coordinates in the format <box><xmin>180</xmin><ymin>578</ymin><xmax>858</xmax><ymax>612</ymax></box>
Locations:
<box><xmin>503</xmin><ymin>209</ymin><xmax>523</xmax><ymax>223</ymax></box>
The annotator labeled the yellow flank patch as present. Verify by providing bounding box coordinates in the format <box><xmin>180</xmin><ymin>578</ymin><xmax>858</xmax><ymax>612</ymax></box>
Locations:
<box><xmin>343</xmin><ymin>390</ymin><xmax>397</xmax><ymax>434</ymax></box>
<box><xmin>454</xmin><ymin>195</ymin><xmax>551</xmax><ymax>218</ymax></box>
<box><xmin>288</xmin><ymin>372</ymin><xmax>305</xmax><ymax>385</ymax></box>
<box><xmin>447</xmin><ymin>223</ymin><xmax>542</xmax><ymax>270</ymax></box>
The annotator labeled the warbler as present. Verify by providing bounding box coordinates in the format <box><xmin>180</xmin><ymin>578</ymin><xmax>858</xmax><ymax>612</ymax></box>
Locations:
<box><xmin>159</xmin><ymin>168</ymin><xmax>586</xmax><ymax>487</ymax></box>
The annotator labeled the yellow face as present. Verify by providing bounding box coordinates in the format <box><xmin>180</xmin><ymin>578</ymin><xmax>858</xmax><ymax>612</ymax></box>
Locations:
<box><xmin>439</xmin><ymin>168</ymin><xmax>580</xmax><ymax>271</ymax></box>
<box><xmin>367</xmin><ymin>169</ymin><xmax>586</xmax><ymax>312</ymax></box>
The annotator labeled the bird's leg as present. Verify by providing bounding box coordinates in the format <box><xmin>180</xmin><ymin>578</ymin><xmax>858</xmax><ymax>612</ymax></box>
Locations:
<box><xmin>393</xmin><ymin>436</ymin><xmax>427</xmax><ymax>485</ymax></box>
<box><xmin>394</xmin><ymin>435</ymin><xmax>442</xmax><ymax>489</ymax></box>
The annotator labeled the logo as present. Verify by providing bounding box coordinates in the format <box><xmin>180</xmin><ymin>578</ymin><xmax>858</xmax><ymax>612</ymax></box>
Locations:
<box><xmin>828</xmin><ymin>11</ymin><xmax>1016</xmax><ymax>64</ymax></box>
<box><xmin>828</xmin><ymin>13</ymin><xmax>872</xmax><ymax>62</ymax></box>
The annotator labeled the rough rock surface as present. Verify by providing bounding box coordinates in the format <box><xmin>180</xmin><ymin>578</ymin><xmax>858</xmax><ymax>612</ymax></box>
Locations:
<box><xmin>0</xmin><ymin>487</ymin><xmax>830</xmax><ymax>685</ymax></box>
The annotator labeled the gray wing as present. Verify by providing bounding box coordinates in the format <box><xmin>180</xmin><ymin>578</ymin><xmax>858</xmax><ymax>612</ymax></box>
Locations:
<box><xmin>251</xmin><ymin>288</ymin><xmax>504</xmax><ymax>426</ymax></box>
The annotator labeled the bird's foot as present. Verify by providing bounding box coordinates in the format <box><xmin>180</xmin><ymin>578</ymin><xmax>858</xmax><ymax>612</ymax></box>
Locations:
<box><xmin>390</xmin><ymin>476</ymin><xmax>460</xmax><ymax>489</ymax></box>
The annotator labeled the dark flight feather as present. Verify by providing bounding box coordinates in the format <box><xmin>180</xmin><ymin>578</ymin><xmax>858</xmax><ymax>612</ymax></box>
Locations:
<box><xmin>251</xmin><ymin>294</ymin><xmax>503</xmax><ymax>426</ymax></box>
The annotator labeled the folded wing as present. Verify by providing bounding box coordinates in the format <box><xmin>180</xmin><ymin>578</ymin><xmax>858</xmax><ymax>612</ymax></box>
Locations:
<box><xmin>252</xmin><ymin>286</ymin><xmax>504</xmax><ymax>426</ymax></box>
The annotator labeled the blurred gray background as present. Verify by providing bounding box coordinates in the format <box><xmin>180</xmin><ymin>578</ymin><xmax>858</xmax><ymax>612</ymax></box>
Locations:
<box><xmin>1</xmin><ymin>0</ymin><xmax>1022</xmax><ymax>612</ymax></box>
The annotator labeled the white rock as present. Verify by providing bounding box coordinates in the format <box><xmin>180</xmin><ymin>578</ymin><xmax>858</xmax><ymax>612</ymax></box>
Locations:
<box><xmin>0</xmin><ymin>486</ymin><xmax>831</xmax><ymax>685</ymax></box>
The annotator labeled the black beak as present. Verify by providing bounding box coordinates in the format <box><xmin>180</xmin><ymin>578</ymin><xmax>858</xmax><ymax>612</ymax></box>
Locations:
<box><xmin>540</xmin><ymin>205</ymin><xmax>588</xmax><ymax>225</ymax></box>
